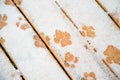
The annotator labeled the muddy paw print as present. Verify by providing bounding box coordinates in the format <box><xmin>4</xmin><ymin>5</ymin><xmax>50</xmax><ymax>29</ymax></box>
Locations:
<box><xmin>0</xmin><ymin>37</ymin><xmax>5</xmax><ymax>44</ymax></box>
<box><xmin>54</xmin><ymin>30</ymin><xmax>72</xmax><ymax>47</ymax></box>
<box><xmin>64</xmin><ymin>52</ymin><xmax>78</xmax><ymax>68</ymax></box>
<box><xmin>104</xmin><ymin>45</ymin><xmax>120</xmax><ymax>65</ymax></box>
<box><xmin>14</xmin><ymin>0</ymin><xmax>22</xmax><ymax>5</ymax></box>
<box><xmin>5</xmin><ymin>0</ymin><xmax>14</xmax><ymax>6</ymax></box>
<box><xmin>0</xmin><ymin>14</ymin><xmax>8</xmax><ymax>30</ymax></box>
<box><xmin>84</xmin><ymin>72</ymin><xmax>96</xmax><ymax>80</ymax></box>
<box><xmin>33</xmin><ymin>35</ymin><xmax>46</xmax><ymax>48</ymax></box>
<box><xmin>41</xmin><ymin>32</ymin><xmax>50</xmax><ymax>46</ymax></box>
<box><xmin>80</xmin><ymin>26</ymin><xmax>96</xmax><ymax>38</ymax></box>
<box><xmin>16</xmin><ymin>17</ymin><xmax>29</xmax><ymax>30</ymax></box>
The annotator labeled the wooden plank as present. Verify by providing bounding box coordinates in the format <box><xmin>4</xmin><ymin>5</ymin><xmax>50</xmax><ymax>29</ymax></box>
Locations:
<box><xmin>96</xmin><ymin>0</ymin><xmax>120</xmax><ymax>28</ymax></box>
<box><xmin>0</xmin><ymin>47</ymin><xmax>22</xmax><ymax>80</ymax></box>
<box><xmin>54</xmin><ymin>0</ymin><xmax>120</xmax><ymax>79</ymax></box>
<box><xmin>0</xmin><ymin>0</ymin><xmax>69</xmax><ymax>80</ymax></box>
<box><xmin>15</xmin><ymin>0</ymin><xmax>117</xmax><ymax>79</ymax></box>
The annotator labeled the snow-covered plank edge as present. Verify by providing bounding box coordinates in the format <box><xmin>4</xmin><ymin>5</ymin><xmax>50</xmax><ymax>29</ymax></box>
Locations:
<box><xmin>0</xmin><ymin>47</ymin><xmax>22</xmax><ymax>80</ymax></box>
<box><xmin>54</xmin><ymin>0</ymin><xmax>120</xmax><ymax>79</ymax></box>
<box><xmin>14</xmin><ymin>0</ymin><xmax>118</xmax><ymax>79</ymax></box>
<box><xmin>0</xmin><ymin>0</ymin><xmax>69</xmax><ymax>80</ymax></box>
<box><xmin>96</xmin><ymin>0</ymin><xmax>120</xmax><ymax>28</ymax></box>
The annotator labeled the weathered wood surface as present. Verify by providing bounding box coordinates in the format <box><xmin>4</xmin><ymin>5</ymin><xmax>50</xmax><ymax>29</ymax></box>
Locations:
<box><xmin>14</xmin><ymin>0</ymin><xmax>120</xmax><ymax>79</ymax></box>
<box><xmin>0</xmin><ymin>0</ymin><xmax>120</xmax><ymax>80</ymax></box>
<box><xmin>0</xmin><ymin>47</ymin><xmax>22</xmax><ymax>80</ymax></box>
<box><xmin>96</xmin><ymin>0</ymin><xmax>120</xmax><ymax>27</ymax></box>
<box><xmin>0</xmin><ymin>0</ymin><xmax>69</xmax><ymax>80</ymax></box>
<box><xmin>55</xmin><ymin>0</ymin><xmax>120</xmax><ymax>79</ymax></box>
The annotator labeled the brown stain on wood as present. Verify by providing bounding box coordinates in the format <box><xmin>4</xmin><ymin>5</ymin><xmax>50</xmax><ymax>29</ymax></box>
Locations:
<box><xmin>0</xmin><ymin>14</ymin><xmax>8</xmax><ymax>30</ymax></box>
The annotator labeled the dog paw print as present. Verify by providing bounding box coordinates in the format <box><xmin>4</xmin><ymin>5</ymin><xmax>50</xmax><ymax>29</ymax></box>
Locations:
<box><xmin>0</xmin><ymin>37</ymin><xmax>5</xmax><ymax>44</ymax></box>
<box><xmin>80</xmin><ymin>26</ymin><xmax>96</xmax><ymax>38</ymax></box>
<box><xmin>104</xmin><ymin>45</ymin><xmax>120</xmax><ymax>65</ymax></box>
<box><xmin>41</xmin><ymin>32</ymin><xmax>50</xmax><ymax>46</ymax></box>
<box><xmin>5</xmin><ymin>0</ymin><xmax>14</xmax><ymax>6</ymax></box>
<box><xmin>54</xmin><ymin>30</ymin><xmax>72</xmax><ymax>47</ymax></box>
<box><xmin>14</xmin><ymin>0</ymin><xmax>22</xmax><ymax>5</ymax></box>
<box><xmin>64</xmin><ymin>52</ymin><xmax>79</xmax><ymax>68</ymax></box>
<box><xmin>33</xmin><ymin>35</ymin><xmax>46</xmax><ymax>48</ymax></box>
<box><xmin>16</xmin><ymin>17</ymin><xmax>29</xmax><ymax>30</ymax></box>
<box><xmin>84</xmin><ymin>72</ymin><xmax>96</xmax><ymax>80</ymax></box>
<box><xmin>0</xmin><ymin>14</ymin><xmax>8</xmax><ymax>30</ymax></box>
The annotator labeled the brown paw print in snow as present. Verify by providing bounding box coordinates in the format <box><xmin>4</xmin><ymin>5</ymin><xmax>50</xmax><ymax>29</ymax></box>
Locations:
<box><xmin>41</xmin><ymin>32</ymin><xmax>50</xmax><ymax>46</ymax></box>
<box><xmin>84</xmin><ymin>72</ymin><xmax>96</xmax><ymax>80</ymax></box>
<box><xmin>80</xmin><ymin>26</ymin><xmax>96</xmax><ymax>38</ymax></box>
<box><xmin>5</xmin><ymin>0</ymin><xmax>14</xmax><ymax>6</ymax></box>
<box><xmin>104</xmin><ymin>45</ymin><xmax>120</xmax><ymax>65</ymax></box>
<box><xmin>14</xmin><ymin>0</ymin><xmax>22</xmax><ymax>5</ymax></box>
<box><xmin>64</xmin><ymin>52</ymin><xmax>79</xmax><ymax>68</ymax></box>
<box><xmin>54</xmin><ymin>30</ymin><xmax>72</xmax><ymax>47</ymax></box>
<box><xmin>33</xmin><ymin>35</ymin><xmax>46</xmax><ymax>48</ymax></box>
<box><xmin>16</xmin><ymin>17</ymin><xmax>29</xmax><ymax>30</ymax></box>
<box><xmin>0</xmin><ymin>37</ymin><xmax>5</xmax><ymax>44</ymax></box>
<box><xmin>0</xmin><ymin>14</ymin><xmax>8</xmax><ymax>30</ymax></box>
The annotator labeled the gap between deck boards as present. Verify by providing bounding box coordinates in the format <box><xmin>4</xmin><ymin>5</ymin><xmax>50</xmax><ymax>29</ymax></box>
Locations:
<box><xmin>0</xmin><ymin>44</ymin><xmax>25</xmax><ymax>80</ymax></box>
<box><xmin>11</xmin><ymin>0</ymin><xmax>72</xmax><ymax>80</ymax></box>
<box><xmin>10</xmin><ymin>0</ymin><xmax>120</xmax><ymax>80</ymax></box>
<box><xmin>54</xmin><ymin>1</ymin><xmax>120</xmax><ymax>80</ymax></box>
<box><xmin>95</xmin><ymin>0</ymin><xmax>120</xmax><ymax>29</ymax></box>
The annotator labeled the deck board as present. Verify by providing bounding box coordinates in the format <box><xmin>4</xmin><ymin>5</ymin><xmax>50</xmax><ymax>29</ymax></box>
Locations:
<box><xmin>0</xmin><ymin>0</ymin><xmax>69</xmax><ymax>80</ymax></box>
<box><xmin>0</xmin><ymin>0</ymin><xmax>120</xmax><ymax>80</ymax></box>
<box><xmin>96</xmin><ymin>0</ymin><xmax>120</xmax><ymax>28</ymax></box>
<box><xmin>55</xmin><ymin>0</ymin><xmax>120</xmax><ymax>79</ymax></box>
<box><xmin>0</xmin><ymin>47</ymin><xmax>22</xmax><ymax>80</ymax></box>
<box><xmin>14</xmin><ymin>0</ymin><xmax>119</xmax><ymax>79</ymax></box>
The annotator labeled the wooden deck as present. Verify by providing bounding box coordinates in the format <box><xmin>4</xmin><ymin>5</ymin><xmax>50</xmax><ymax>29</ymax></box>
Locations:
<box><xmin>0</xmin><ymin>0</ymin><xmax>120</xmax><ymax>80</ymax></box>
